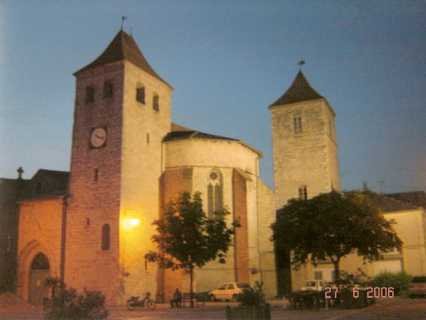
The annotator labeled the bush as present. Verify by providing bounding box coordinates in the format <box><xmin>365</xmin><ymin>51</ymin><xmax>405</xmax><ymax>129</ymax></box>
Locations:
<box><xmin>226</xmin><ymin>282</ymin><xmax>271</xmax><ymax>320</ymax></box>
<box><xmin>237</xmin><ymin>282</ymin><xmax>266</xmax><ymax>307</ymax></box>
<box><xmin>288</xmin><ymin>290</ymin><xmax>323</xmax><ymax>310</ymax></box>
<box><xmin>337</xmin><ymin>287</ymin><xmax>373</xmax><ymax>309</ymax></box>
<box><xmin>226</xmin><ymin>304</ymin><xmax>271</xmax><ymax>320</ymax></box>
<box><xmin>371</xmin><ymin>272</ymin><xmax>412</xmax><ymax>295</ymax></box>
<box><xmin>288</xmin><ymin>286</ymin><xmax>375</xmax><ymax>310</ymax></box>
<box><xmin>44</xmin><ymin>279</ymin><xmax>108</xmax><ymax>320</ymax></box>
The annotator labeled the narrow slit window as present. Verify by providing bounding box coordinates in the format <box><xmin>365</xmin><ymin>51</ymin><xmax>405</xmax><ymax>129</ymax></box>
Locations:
<box><xmin>214</xmin><ymin>184</ymin><xmax>223</xmax><ymax>212</ymax></box>
<box><xmin>136</xmin><ymin>86</ymin><xmax>145</xmax><ymax>104</ymax></box>
<box><xmin>94</xmin><ymin>168</ymin><xmax>99</xmax><ymax>182</ymax></box>
<box><xmin>85</xmin><ymin>86</ymin><xmax>95</xmax><ymax>104</ymax></box>
<box><xmin>6</xmin><ymin>235</ymin><xmax>12</xmax><ymax>252</ymax></box>
<box><xmin>153</xmin><ymin>94</ymin><xmax>159</xmax><ymax>111</ymax></box>
<box><xmin>101</xmin><ymin>224</ymin><xmax>110</xmax><ymax>250</ymax></box>
<box><xmin>208</xmin><ymin>184</ymin><xmax>214</xmax><ymax>216</ymax></box>
<box><xmin>103</xmin><ymin>81</ymin><xmax>113</xmax><ymax>99</ymax></box>
<box><xmin>298</xmin><ymin>185</ymin><xmax>308</xmax><ymax>200</ymax></box>
<box><xmin>36</xmin><ymin>182</ymin><xmax>43</xmax><ymax>194</ymax></box>
<box><xmin>146</xmin><ymin>133</ymin><xmax>150</xmax><ymax>145</ymax></box>
<box><xmin>293</xmin><ymin>116</ymin><xmax>303</xmax><ymax>134</ymax></box>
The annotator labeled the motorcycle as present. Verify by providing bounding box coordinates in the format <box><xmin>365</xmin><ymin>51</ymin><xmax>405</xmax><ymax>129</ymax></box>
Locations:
<box><xmin>127</xmin><ymin>294</ymin><xmax>156</xmax><ymax>310</ymax></box>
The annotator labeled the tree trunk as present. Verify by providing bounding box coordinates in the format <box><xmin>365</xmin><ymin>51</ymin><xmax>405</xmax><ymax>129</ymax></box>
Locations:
<box><xmin>189</xmin><ymin>265</ymin><xmax>194</xmax><ymax>308</ymax></box>
<box><xmin>332</xmin><ymin>258</ymin><xmax>341</xmax><ymax>283</ymax></box>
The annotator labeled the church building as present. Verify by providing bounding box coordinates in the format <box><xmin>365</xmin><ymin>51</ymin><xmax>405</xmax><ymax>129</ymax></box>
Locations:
<box><xmin>1</xmin><ymin>29</ymin><xmax>425</xmax><ymax>305</ymax></box>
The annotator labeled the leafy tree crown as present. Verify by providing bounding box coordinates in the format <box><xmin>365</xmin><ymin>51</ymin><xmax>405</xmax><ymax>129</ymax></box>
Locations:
<box><xmin>272</xmin><ymin>191</ymin><xmax>402</xmax><ymax>267</ymax></box>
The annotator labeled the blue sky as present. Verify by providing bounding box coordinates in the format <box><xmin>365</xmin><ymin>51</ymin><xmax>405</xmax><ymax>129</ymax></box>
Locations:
<box><xmin>0</xmin><ymin>0</ymin><xmax>425</xmax><ymax>193</ymax></box>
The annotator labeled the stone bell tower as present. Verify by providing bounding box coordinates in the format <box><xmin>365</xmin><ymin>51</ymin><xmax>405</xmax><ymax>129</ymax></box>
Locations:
<box><xmin>270</xmin><ymin>70</ymin><xmax>340</xmax><ymax>210</ymax></box>
<box><xmin>65</xmin><ymin>30</ymin><xmax>172</xmax><ymax>304</ymax></box>
<box><xmin>269</xmin><ymin>70</ymin><xmax>341</xmax><ymax>294</ymax></box>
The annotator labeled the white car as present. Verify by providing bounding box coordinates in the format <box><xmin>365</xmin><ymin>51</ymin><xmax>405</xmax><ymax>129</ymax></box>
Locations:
<box><xmin>301</xmin><ymin>280</ymin><xmax>325</xmax><ymax>292</ymax></box>
<box><xmin>209</xmin><ymin>282</ymin><xmax>251</xmax><ymax>301</ymax></box>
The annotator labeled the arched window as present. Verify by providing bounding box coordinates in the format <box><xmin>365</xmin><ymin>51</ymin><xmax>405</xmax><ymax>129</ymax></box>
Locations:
<box><xmin>101</xmin><ymin>224</ymin><xmax>110</xmax><ymax>251</ymax></box>
<box><xmin>207</xmin><ymin>170</ymin><xmax>223</xmax><ymax>217</ymax></box>
<box><xmin>31</xmin><ymin>253</ymin><xmax>50</xmax><ymax>270</ymax></box>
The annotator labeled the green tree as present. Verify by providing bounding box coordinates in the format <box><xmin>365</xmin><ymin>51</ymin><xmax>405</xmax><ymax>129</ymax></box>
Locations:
<box><xmin>145</xmin><ymin>192</ymin><xmax>238</xmax><ymax>307</ymax></box>
<box><xmin>272</xmin><ymin>191</ymin><xmax>402</xmax><ymax>282</ymax></box>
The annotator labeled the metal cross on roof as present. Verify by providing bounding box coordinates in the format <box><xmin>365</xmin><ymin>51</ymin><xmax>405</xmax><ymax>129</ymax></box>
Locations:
<box><xmin>121</xmin><ymin>16</ymin><xmax>127</xmax><ymax>31</ymax></box>
<box><xmin>17</xmin><ymin>166</ymin><xmax>24</xmax><ymax>180</ymax></box>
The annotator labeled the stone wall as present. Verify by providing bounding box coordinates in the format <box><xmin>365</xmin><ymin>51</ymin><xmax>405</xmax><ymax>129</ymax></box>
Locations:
<box><xmin>158</xmin><ymin>167</ymin><xmax>192</xmax><ymax>301</ymax></box>
<box><xmin>0</xmin><ymin>178</ymin><xmax>22</xmax><ymax>291</ymax></box>
<box><xmin>163</xmin><ymin>138</ymin><xmax>261</xmax><ymax>292</ymax></box>
<box><xmin>270</xmin><ymin>98</ymin><xmax>340</xmax><ymax>210</ymax></box>
<box><xmin>17</xmin><ymin>197</ymin><xmax>63</xmax><ymax>301</ymax></box>
<box><xmin>164</xmin><ymin>138</ymin><xmax>259</xmax><ymax>173</ymax></box>
<box><xmin>119</xmin><ymin>61</ymin><xmax>172</xmax><ymax>302</ymax></box>
<box><xmin>65</xmin><ymin>63</ymin><xmax>124</xmax><ymax>304</ymax></box>
<box><xmin>191</xmin><ymin>166</ymin><xmax>238</xmax><ymax>293</ymax></box>
<box><xmin>270</xmin><ymin>98</ymin><xmax>341</xmax><ymax>292</ymax></box>
<box><xmin>257</xmin><ymin>180</ymin><xmax>277</xmax><ymax>298</ymax></box>
<box><xmin>232</xmin><ymin>169</ymin><xmax>249</xmax><ymax>283</ymax></box>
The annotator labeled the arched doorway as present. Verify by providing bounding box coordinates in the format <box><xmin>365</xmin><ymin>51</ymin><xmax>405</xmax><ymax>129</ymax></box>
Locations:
<box><xmin>29</xmin><ymin>253</ymin><xmax>50</xmax><ymax>305</ymax></box>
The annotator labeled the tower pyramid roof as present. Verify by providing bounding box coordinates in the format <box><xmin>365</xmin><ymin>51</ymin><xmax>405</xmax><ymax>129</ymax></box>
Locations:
<box><xmin>270</xmin><ymin>71</ymin><xmax>322</xmax><ymax>107</ymax></box>
<box><xmin>74</xmin><ymin>30</ymin><xmax>171</xmax><ymax>88</ymax></box>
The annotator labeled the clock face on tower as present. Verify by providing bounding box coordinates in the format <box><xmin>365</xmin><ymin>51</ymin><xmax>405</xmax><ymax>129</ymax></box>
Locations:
<box><xmin>90</xmin><ymin>127</ymin><xmax>107</xmax><ymax>148</ymax></box>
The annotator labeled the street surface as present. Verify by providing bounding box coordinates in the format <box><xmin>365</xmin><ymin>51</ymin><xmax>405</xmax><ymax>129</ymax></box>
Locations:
<box><xmin>1</xmin><ymin>297</ymin><xmax>425</xmax><ymax>319</ymax></box>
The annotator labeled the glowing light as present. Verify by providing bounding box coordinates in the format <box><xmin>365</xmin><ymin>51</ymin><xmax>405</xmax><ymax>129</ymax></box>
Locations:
<box><xmin>122</xmin><ymin>218</ymin><xmax>141</xmax><ymax>230</ymax></box>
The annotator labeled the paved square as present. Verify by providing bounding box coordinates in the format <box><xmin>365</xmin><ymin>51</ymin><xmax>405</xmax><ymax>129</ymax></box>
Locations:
<box><xmin>1</xmin><ymin>298</ymin><xmax>426</xmax><ymax>320</ymax></box>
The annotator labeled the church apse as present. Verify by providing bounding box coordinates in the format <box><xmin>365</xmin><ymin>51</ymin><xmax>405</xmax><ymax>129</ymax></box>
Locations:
<box><xmin>161</xmin><ymin>134</ymin><xmax>263</xmax><ymax>295</ymax></box>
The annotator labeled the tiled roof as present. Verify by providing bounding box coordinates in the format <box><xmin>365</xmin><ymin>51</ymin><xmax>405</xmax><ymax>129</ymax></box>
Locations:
<box><xmin>164</xmin><ymin>127</ymin><xmax>262</xmax><ymax>156</ymax></box>
<box><xmin>269</xmin><ymin>71</ymin><xmax>323</xmax><ymax>107</ymax></box>
<box><xmin>386</xmin><ymin>191</ymin><xmax>426</xmax><ymax>209</ymax></box>
<box><xmin>163</xmin><ymin>129</ymin><xmax>238</xmax><ymax>143</ymax></box>
<box><xmin>171</xmin><ymin>122</ymin><xmax>193</xmax><ymax>132</ymax></box>
<box><xmin>74</xmin><ymin>30</ymin><xmax>171</xmax><ymax>88</ymax></box>
<box><xmin>20</xmin><ymin>169</ymin><xmax>69</xmax><ymax>200</ymax></box>
<box><xmin>345</xmin><ymin>191</ymin><xmax>418</xmax><ymax>213</ymax></box>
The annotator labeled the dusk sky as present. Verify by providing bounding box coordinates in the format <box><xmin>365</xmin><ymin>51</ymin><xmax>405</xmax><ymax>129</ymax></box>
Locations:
<box><xmin>0</xmin><ymin>1</ymin><xmax>425</xmax><ymax>193</ymax></box>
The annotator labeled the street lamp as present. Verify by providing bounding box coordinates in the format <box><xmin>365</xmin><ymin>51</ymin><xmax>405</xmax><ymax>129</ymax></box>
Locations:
<box><xmin>122</xmin><ymin>217</ymin><xmax>141</xmax><ymax>230</ymax></box>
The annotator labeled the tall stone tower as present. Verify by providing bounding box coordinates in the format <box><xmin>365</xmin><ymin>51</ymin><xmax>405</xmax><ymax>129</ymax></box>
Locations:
<box><xmin>270</xmin><ymin>70</ymin><xmax>341</xmax><ymax>293</ymax></box>
<box><xmin>270</xmin><ymin>70</ymin><xmax>340</xmax><ymax>209</ymax></box>
<box><xmin>65</xmin><ymin>30</ymin><xmax>172</xmax><ymax>304</ymax></box>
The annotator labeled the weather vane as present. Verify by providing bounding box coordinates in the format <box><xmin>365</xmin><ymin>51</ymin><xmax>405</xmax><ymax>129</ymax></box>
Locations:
<box><xmin>17</xmin><ymin>166</ymin><xmax>24</xmax><ymax>180</ymax></box>
<box><xmin>121</xmin><ymin>16</ymin><xmax>127</xmax><ymax>31</ymax></box>
<box><xmin>298</xmin><ymin>59</ymin><xmax>305</xmax><ymax>68</ymax></box>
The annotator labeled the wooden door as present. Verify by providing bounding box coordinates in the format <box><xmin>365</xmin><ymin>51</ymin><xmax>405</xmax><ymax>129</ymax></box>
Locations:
<box><xmin>28</xmin><ymin>253</ymin><xmax>50</xmax><ymax>305</ymax></box>
<box><xmin>29</xmin><ymin>269</ymin><xmax>49</xmax><ymax>304</ymax></box>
